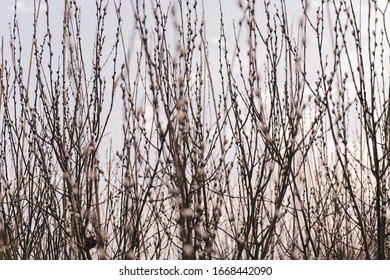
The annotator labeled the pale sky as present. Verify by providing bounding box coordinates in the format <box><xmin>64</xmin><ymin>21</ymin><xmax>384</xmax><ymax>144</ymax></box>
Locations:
<box><xmin>1</xmin><ymin>0</ymin><xmax>389</xmax><ymax>156</ymax></box>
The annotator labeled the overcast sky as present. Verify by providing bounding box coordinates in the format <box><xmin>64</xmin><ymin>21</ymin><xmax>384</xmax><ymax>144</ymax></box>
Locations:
<box><xmin>1</xmin><ymin>0</ymin><xmax>389</xmax><ymax>154</ymax></box>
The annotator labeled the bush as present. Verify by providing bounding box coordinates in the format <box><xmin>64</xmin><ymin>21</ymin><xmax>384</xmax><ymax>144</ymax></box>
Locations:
<box><xmin>0</xmin><ymin>0</ymin><xmax>389</xmax><ymax>260</ymax></box>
